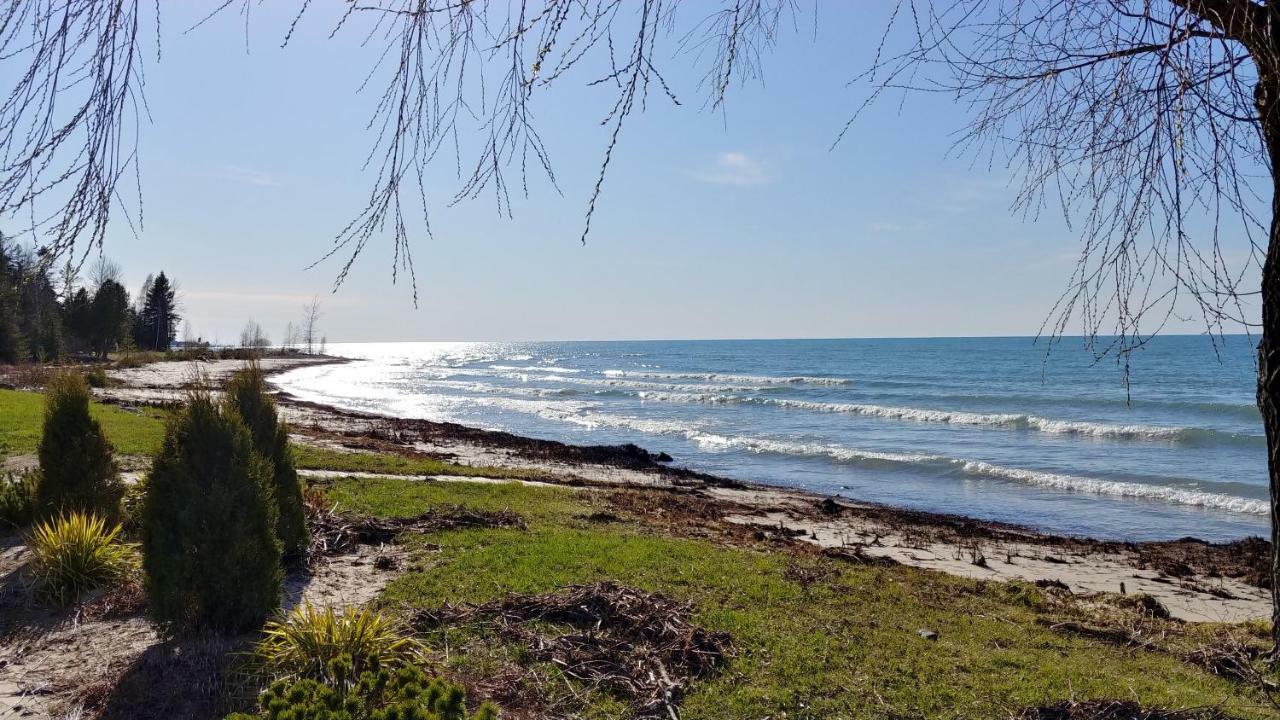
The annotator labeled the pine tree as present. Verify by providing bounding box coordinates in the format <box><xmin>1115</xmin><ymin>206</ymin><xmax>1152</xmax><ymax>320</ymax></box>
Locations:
<box><xmin>14</xmin><ymin>255</ymin><xmax>63</xmax><ymax>362</ymax></box>
<box><xmin>142</xmin><ymin>386</ymin><xmax>282</xmax><ymax>632</ymax></box>
<box><xmin>134</xmin><ymin>271</ymin><xmax>179</xmax><ymax>351</ymax></box>
<box><xmin>64</xmin><ymin>287</ymin><xmax>92</xmax><ymax>354</ymax></box>
<box><xmin>225</xmin><ymin>364</ymin><xmax>308</xmax><ymax>561</ymax></box>
<box><xmin>0</xmin><ymin>241</ymin><xmax>22</xmax><ymax>364</ymax></box>
<box><xmin>35</xmin><ymin>373</ymin><xmax>123</xmax><ymax>522</ymax></box>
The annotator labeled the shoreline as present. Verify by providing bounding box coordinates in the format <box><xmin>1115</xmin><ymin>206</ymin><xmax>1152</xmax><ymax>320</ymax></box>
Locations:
<box><xmin>269</xmin><ymin>356</ymin><xmax>1263</xmax><ymax>543</ymax></box>
<box><xmin>251</xmin><ymin>356</ymin><xmax>1270</xmax><ymax>623</ymax></box>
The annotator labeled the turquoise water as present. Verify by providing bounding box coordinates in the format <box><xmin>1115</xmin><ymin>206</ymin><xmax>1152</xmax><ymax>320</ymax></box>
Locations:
<box><xmin>274</xmin><ymin>336</ymin><xmax>1268</xmax><ymax>542</ymax></box>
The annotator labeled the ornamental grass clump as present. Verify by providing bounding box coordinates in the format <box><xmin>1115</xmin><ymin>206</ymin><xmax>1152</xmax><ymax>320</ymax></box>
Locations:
<box><xmin>35</xmin><ymin>372</ymin><xmax>123</xmax><ymax>522</ymax></box>
<box><xmin>255</xmin><ymin>604</ymin><xmax>422</xmax><ymax>687</ymax></box>
<box><xmin>142</xmin><ymin>384</ymin><xmax>282</xmax><ymax>632</ymax></box>
<box><xmin>225</xmin><ymin>363</ymin><xmax>308</xmax><ymax>561</ymax></box>
<box><xmin>27</xmin><ymin>511</ymin><xmax>136</xmax><ymax>605</ymax></box>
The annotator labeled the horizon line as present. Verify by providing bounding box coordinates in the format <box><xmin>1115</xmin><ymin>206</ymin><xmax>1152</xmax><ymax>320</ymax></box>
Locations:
<box><xmin>311</xmin><ymin>332</ymin><xmax>1256</xmax><ymax>345</ymax></box>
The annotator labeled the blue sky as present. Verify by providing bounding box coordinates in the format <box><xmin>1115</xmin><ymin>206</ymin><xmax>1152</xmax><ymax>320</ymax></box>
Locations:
<box><xmin>18</xmin><ymin>2</ymin><xmax>1261</xmax><ymax>343</ymax></box>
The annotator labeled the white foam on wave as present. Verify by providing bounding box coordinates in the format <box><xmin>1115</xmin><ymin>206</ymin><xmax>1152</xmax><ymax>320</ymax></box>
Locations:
<box><xmin>683</xmin><ymin>432</ymin><xmax>1266</xmax><ymax>515</ymax></box>
<box><xmin>601</xmin><ymin>369</ymin><xmax>849</xmax><ymax>386</ymax></box>
<box><xmin>959</xmin><ymin>461</ymin><xmax>1268</xmax><ymax>515</ymax></box>
<box><xmin>768</xmin><ymin>400</ymin><xmax>1203</xmax><ymax>440</ymax></box>
<box><xmin>628</xmin><ymin>391</ymin><xmax>1251</xmax><ymax>443</ymax></box>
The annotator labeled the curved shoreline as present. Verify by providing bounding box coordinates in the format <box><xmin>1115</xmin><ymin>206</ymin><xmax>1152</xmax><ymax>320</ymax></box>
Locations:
<box><xmin>256</xmin><ymin>358</ymin><xmax>1270</xmax><ymax>623</ymax></box>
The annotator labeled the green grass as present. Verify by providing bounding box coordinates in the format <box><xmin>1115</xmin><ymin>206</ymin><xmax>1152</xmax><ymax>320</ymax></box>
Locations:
<box><xmin>326</xmin><ymin>475</ymin><xmax>1272</xmax><ymax>720</ymax></box>
<box><xmin>0</xmin><ymin>388</ymin><xmax>540</xmax><ymax>481</ymax></box>
<box><xmin>0</xmin><ymin>388</ymin><xmax>166</xmax><ymax>457</ymax></box>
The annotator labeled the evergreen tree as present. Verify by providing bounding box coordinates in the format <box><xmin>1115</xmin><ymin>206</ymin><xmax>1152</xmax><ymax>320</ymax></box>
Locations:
<box><xmin>9</xmin><ymin>248</ymin><xmax>63</xmax><ymax>362</ymax></box>
<box><xmin>0</xmin><ymin>240</ymin><xmax>22</xmax><ymax>363</ymax></box>
<box><xmin>142</xmin><ymin>386</ymin><xmax>282</xmax><ymax>632</ymax></box>
<box><xmin>35</xmin><ymin>373</ymin><xmax>123</xmax><ymax>522</ymax></box>
<box><xmin>89</xmin><ymin>279</ymin><xmax>130</xmax><ymax>358</ymax></box>
<box><xmin>225</xmin><ymin>364</ymin><xmax>309</xmax><ymax>561</ymax></box>
<box><xmin>64</xmin><ymin>287</ymin><xmax>92</xmax><ymax>354</ymax></box>
<box><xmin>134</xmin><ymin>271</ymin><xmax>179</xmax><ymax>351</ymax></box>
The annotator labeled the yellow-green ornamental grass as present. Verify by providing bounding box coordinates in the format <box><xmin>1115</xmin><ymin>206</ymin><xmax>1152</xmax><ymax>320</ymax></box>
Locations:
<box><xmin>255</xmin><ymin>604</ymin><xmax>423</xmax><ymax>686</ymax></box>
<box><xmin>27</xmin><ymin>511</ymin><xmax>137</xmax><ymax>605</ymax></box>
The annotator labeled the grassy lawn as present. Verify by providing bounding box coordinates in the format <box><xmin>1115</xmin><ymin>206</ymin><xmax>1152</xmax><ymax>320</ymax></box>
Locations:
<box><xmin>326</xmin><ymin>475</ymin><xmax>1273</xmax><ymax>719</ymax></box>
<box><xmin>0</xmin><ymin>388</ymin><xmax>536</xmax><ymax>481</ymax></box>
<box><xmin>0</xmin><ymin>388</ymin><xmax>167</xmax><ymax>457</ymax></box>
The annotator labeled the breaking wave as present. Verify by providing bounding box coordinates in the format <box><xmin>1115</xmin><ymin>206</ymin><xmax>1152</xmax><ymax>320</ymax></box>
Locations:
<box><xmin>601</xmin><ymin>369</ymin><xmax>849</xmax><ymax>386</ymax></box>
<box><xmin>683</xmin><ymin>432</ymin><xmax>1267</xmax><ymax>515</ymax></box>
<box><xmin>629</xmin><ymin>393</ymin><xmax>1259</xmax><ymax>445</ymax></box>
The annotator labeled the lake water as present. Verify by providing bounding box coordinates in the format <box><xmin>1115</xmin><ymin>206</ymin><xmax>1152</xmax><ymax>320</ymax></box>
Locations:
<box><xmin>274</xmin><ymin>336</ymin><xmax>1269</xmax><ymax>542</ymax></box>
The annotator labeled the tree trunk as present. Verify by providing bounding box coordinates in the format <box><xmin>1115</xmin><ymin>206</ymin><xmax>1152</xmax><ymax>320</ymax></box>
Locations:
<box><xmin>1256</xmin><ymin>75</ymin><xmax>1280</xmax><ymax>653</ymax></box>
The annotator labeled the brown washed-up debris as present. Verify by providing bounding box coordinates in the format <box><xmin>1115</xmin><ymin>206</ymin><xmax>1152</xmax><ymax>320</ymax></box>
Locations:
<box><xmin>415</xmin><ymin>582</ymin><xmax>733</xmax><ymax>719</ymax></box>
<box><xmin>821</xmin><ymin>544</ymin><xmax>900</xmax><ymax>567</ymax></box>
<box><xmin>1016</xmin><ymin>700</ymin><xmax>1232</xmax><ymax>720</ymax></box>
<box><xmin>306</xmin><ymin>506</ymin><xmax>525</xmax><ymax>558</ymax></box>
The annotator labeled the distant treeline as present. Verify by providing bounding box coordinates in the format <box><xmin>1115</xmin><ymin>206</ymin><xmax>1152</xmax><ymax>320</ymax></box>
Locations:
<box><xmin>0</xmin><ymin>236</ymin><xmax>180</xmax><ymax>363</ymax></box>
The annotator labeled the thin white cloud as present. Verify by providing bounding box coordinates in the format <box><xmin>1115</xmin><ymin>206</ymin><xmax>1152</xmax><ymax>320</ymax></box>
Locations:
<box><xmin>212</xmin><ymin>163</ymin><xmax>279</xmax><ymax>187</ymax></box>
<box><xmin>692</xmin><ymin>152</ymin><xmax>769</xmax><ymax>186</ymax></box>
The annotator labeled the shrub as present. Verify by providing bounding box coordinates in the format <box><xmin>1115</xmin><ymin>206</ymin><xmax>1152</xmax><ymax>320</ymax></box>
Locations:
<box><xmin>0</xmin><ymin>469</ymin><xmax>38</xmax><ymax>530</ymax></box>
<box><xmin>142</xmin><ymin>387</ymin><xmax>282</xmax><ymax>632</ymax></box>
<box><xmin>83</xmin><ymin>366</ymin><xmax>110</xmax><ymax>388</ymax></box>
<box><xmin>35</xmin><ymin>372</ymin><xmax>123</xmax><ymax>522</ymax></box>
<box><xmin>231</xmin><ymin>655</ymin><xmax>498</xmax><ymax>720</ymax></box>
<box><xmin>27</xmin><ymin>512</ymin><xmax>137</xmax><ymax>605</ymax></box>
<box><xmin>226</xmin><ymin>364</ymin><xmax>308</xmax><ymax>560</ymax></box>
<box><xmin>255</xmin><ymin>604</ymin><xmax>421</xmax><ymax>685</ymax></box>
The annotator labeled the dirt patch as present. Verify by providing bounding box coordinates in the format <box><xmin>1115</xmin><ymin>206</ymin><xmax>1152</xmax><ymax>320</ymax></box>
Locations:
<box><xmin>1016</xmin><ymin>700</ymin><xmax>1234</xmax><ymax>719</ymax></box>
<box><xmin>414</xmin><ymin>582</ymin><xmax>733</xmax><ymax>719</ymax></box>
<box><xmin>80</xmin><ymin>633</ymin><xmax>254</xmax><ymax>720</ymax></box>
<box><xmin>307</xmin><ymin>506</ymin><xmax>526</xmax><ymax>557</ymax></box>
<box><xmin>606</xmin><ymin>487</ymin><xmax>744</xmax><ymax>523</ymax></box>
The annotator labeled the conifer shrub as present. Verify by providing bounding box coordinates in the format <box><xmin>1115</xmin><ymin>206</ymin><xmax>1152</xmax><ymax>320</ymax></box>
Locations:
<box><xmin>226</xmin><ymin>364</ymin><xmax>308</xmax><ymax>561</ymax></box>
<box><xmin>142</xmin><ymin>386</ymin><xmax>282</xmax><ymax>632</ymax></box>
<box><xmin>35</xmin><ymin>372</ymin><xmax>123</xmax><ymax>522</ymax></box>
<box><xmin>230</xmin><ymin>655</ymin><xmax>498</xmax><ymax>720</ymax></box>
<box><xmin>27</xmin><ymin>511</ymin><xmax>137</xmax><ymax>605</ymax></box>
<box><xmin>0</xmin><ymin>469</ymin><xmax>38</xmax><ymax>530</ymax></box>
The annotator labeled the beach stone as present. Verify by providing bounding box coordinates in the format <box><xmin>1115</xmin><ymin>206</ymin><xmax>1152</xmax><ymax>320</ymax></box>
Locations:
<box><xmin>917</xmin><ymin>629</ymin><xmax>939</xmax><ymax>641</ymax></box>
